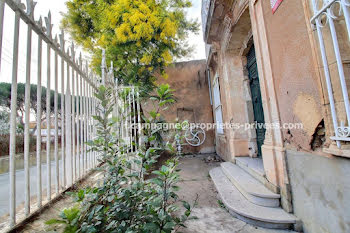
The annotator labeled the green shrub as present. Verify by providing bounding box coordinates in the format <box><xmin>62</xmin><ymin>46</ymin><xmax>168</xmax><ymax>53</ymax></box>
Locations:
<box><xmin>47</xmin><ymin>85</ymin><xmax>197</xmax><ymax>233</ymax></box>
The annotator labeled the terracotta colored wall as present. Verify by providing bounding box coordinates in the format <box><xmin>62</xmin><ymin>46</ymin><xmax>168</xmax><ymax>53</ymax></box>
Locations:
<box><xmin>261</xmin><ymin>0</ymin><xmax>323</xmax><ymax>152</ymax></box>
<box><xmin>142</xmin><ymin>60</ymin><xmax>215</xmax><ymax>154</ymax></box>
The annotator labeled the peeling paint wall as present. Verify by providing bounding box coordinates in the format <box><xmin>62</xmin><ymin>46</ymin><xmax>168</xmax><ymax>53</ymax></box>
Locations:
<box><xmin>261</xmin><ymin>0</ymin><xmax>323</xmax><ymax>151</ymax></box>
<box><xmin>142</xmin><ymin>60</ymin><xmax>215</xmax><ymax>154</ymax></box>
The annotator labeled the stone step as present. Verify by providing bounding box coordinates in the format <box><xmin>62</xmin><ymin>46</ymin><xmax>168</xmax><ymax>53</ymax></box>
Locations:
<box><xmin>235</xmin><ymin>157</ymin><xmax>279</xmax><ymax>194</ymax></box>
<box><xmin>221</xmin><ymin>162</ymin><xmax>280</xmax><ymax>207</ymax></box>
<box><xmin>210</xmin><ymin>167</ymin><xmax>297</xmax><ymax>230</ymax></box>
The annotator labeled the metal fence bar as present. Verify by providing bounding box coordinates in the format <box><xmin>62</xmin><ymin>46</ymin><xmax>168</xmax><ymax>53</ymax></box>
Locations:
<box><xmin>24</xmin><ymin>2</ymin><xmax>36</xmax><ymax>215</ymax></box>
<box><xmin>137</xmin><ymin>89</ymin><xmax>142</xmax><ymax>149</ymax></box>
<box><xmin>86</xmin><ymin>83</ymin><xmax>89</xmax><ymax>169</ymax></box>
<box><xmin>327</xmin><ymin>10</ymin><xmax>350</xmax><ymax>124</ymax></box>
<box><xmin>36</xmin><ymin>18</ymin><xmax>43</xmax><ymax>208</ymax></box>
<box><xmin>24</xmin><ymin>20</ymin><xmax>33</xmax><ymax>217</ymax></box>
<box><xmin>81</xmin><ymin>77</ymin><xmax>84</xmax><ymax>172</ymax></box>
<box><xmin>92</xmin><ymin>88</ymin><xmax>96</xmax><ymax>167</ymax></box>
<box><xmin>83</xmin><ymin>77</ymin><xmax>87</xmax><ymax>173</ymax></box>
<box><xmin>132</xmin><ymin>88</ymin><xmax>137</xmax><ymax>152</ymax></box>
<box><xmin>125</xmin><ymin>88</ymin><xmax>127</xmax><ymax>150</ymax></box>
<box><xmin>91</xmin><ymin>84</ymin><xmax>93</xmax><ymax>167</ymax></box>
<box><xmin>91</xmin><ymin>84</ymin><xmax>94</xmax><ymax>166</ymax></box>
<box><xmin>54</xmin><ymin>38</ymin><xmax>59</xmax><ymax>195</ymax></box>
<box><xmin>76</xmin><ymin>65</ymin><xmax>80</xmax><ymax>180</ymax></box>
<box><xmin>128</xmin><ymin>91</ymin><xmax>132</xmax><ymax>151</ymax></box>
<box><xmin>84</xmin><ymin>74</ymin><xmax>88</xmax><ymax>170</ymax></box>
<box><xmin>65</xmin><ymin>54</ymin><xmax>72</xmax><ymax>186</ymax></box>
<box><xmin>9</xmin><ymin>5</ymin><xmax>20</xmax><ymax>226</ymax></box>
<box><xmin>88</xmin><ymin>82</ymin><xmax>92</xmax><ymax>168</ymax></box>
<box><xmin>87</xmin><ymin>72</ymin><xmax>91</xmax><ymax>170</ymax></box>
<box><xmin>86</xmin><ymin>78</ymin><xmax>89</xmax><ymax>170</ymax></box>
<box><xmin>45</xmin><ymin>40</ymin><xmax>51</xmax><ymax>202</ymax></box>
<box><xmin>59</xmin><ymin>32</ymin><xmax>66</xmax><ymax>189</ymax></box>
<box><xmin>71</xmin><ymin>45</ymin><xmax>76</xmax><ymax>183</ymax></box>
<box><xmin>86</xmin><ymin>71</ymin><xmax>89</xmax><ymax>171</ymax></box>
<box><xmin>80</xmin><ymin>73</ymin><xmax>84</xmax><ymax>176</ymax></box>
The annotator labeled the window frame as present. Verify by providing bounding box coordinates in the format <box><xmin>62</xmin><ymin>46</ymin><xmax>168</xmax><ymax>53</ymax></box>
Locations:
<box><xmin>212</xmin><ymin>73</ymin><xmax>224</xmax><ymax>135</ymax></box>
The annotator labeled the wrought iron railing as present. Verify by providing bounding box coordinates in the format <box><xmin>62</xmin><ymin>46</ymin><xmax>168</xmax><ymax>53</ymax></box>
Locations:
<box><xmin>310</xmin><ymin>0</ymin><xmax>350</xmax><ymax>146</ymax></box>
<box><xmin>0</xmin><ymin>0</ymin><xmax>101</xmax><ymax>230</ymax></box>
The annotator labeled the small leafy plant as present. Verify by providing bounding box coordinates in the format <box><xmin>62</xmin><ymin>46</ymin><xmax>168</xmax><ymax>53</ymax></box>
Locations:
<box><xmin>46</xmin><ymin>207</ymin><xmax>80</xmax><ymax>233</ymax></box>
<box><xmin>46</xmin><ymin>84</ymin><xmax>197</xmax><ymax>232</ymax></box>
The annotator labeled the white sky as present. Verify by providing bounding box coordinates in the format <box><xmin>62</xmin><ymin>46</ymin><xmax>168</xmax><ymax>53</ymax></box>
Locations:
<box><xmin>185</xmin><ymin>0</ymin><xmax>206</xmax><ymax>61</ymax></box>
<box><xmin>0</xmin><ymin>0</ymin><xmax>205</xmax><ymax>84</ymax></box>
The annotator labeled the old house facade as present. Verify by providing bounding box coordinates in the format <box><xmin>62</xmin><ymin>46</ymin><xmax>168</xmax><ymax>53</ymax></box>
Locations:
<box><xmin>202</xmin><ymin>0</ymin><xmax>350</xmax><ymax>232</ymax></box>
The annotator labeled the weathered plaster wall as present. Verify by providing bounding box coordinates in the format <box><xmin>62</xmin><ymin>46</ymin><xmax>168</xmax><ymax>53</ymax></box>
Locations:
<box><xmin>207</xmin><ymin>60</ymin><xmax>232</xmax><ymax>161</ymax></box>
<box><xmin>261</xmin><ymin>0</ymin><xmax>323</xmax><ymax>151</ymax></box>
<box><xmin>286</xmin><ymin>150</ymin><xmax>350</xmax><ymax>233</ymax></box>
<box><xmin>143</xmin><ymin>60</ymin><xmax>215</xmax><ymax>154</ymax></box>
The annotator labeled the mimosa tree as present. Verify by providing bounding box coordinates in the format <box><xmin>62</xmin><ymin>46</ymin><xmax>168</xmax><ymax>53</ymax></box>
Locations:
<box><xmin>62</xmin><ymin>0</ymin><xmax>198</xmax><ymax>93</ymax></box>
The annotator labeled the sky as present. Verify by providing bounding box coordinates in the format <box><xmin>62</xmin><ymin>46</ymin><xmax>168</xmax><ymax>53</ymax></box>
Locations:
<box><xmin>0</xmin><ymin>0</ymin><xmax>205</xmax><ymax>85</ymax></box>
<box><xmin>185</xmin><ymin>0</ymin><xmax>206</xmax><ymax>61</ymax></box>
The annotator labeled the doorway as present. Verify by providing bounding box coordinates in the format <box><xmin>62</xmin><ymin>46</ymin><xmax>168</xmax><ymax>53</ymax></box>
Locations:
<box><xmin>247</xmin><ymin>45</ymin><xmax>265</xmax><ymax>157</ymax></box>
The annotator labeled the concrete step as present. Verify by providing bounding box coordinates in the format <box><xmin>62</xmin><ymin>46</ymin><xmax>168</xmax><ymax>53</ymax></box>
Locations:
<box><xmin>221</xmin><ymin>162</ymin><xmax>280</xmax><ymax>207</ymax></box>
<box><xmin>209</xmin><ymin>167</ymin><xmax>297</xmax><ymax>230</ymax></box>
<box><xmin>235</xmin><ymin>157</ymin><xmax>279</xmax><ymax>194</ymax></box>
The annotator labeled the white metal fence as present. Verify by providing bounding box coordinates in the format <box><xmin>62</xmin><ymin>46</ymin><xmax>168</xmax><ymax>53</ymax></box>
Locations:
<box><xmin>0</xmin><ymin>0</ymin><xmax>100</xmax><ymax>229</ymax></box>
<box><xmin>311</xmin><ymin>0</ymin><xmax>350</xmax><ymax>146</ymax></box>
<box><xmin>101</xmin><ymin>50</ymin><xmax>142</xmax><ymax>154</ymax></box>
<box><xmin>113</xmin><ymin>85</ymin><xmax>142</xmax><ymax>154</ymax></box>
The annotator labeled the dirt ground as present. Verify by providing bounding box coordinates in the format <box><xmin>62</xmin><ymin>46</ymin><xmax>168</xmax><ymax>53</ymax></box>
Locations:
<box><xmin>19</xmin><ymin>154</ymin><xmax>297</xmax><ymax>233</ymax></box>
<box><xmin>18</xmin><ymin>171</ymin><xmax>104</xmax><ymax>233</ymax></box>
